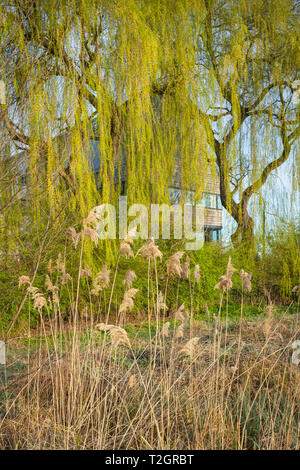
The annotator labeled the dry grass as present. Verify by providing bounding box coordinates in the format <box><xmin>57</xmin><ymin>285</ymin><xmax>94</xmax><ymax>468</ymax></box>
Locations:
<box><xmin>1</xmin><ymin>212</ymin><xmax>299</xmax><ymax>450</ymax></box>
<box><xmin>1</xmin><ymin>311</ymin><xmax>300</xmax><ymax>450</ymax></box>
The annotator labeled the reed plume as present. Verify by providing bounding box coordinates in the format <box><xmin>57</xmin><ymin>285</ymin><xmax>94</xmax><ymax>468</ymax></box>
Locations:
<box><xmin>82</xmin><ymin>226</ymin><xmax>99</xmax><ymax>246</ymax></box>
<box><xmin>26</xmin><ymin>285</ymin><xmax>47</xmax><ymax>312</ymax></box>
<box><xmin>240</xmin><ymin>269</ymin><xmax>252</xmax><ymax>292</ymax></box>
<box><xmin>174</xmin><ymin>303</ymin><xmax>189</xmax><ymax>327</ymax></box>
<box><xmin>81</xmin><ymin>306</ymin><xmax>89</xmax><ymax>319</ymax></box>
<box><xmin>122</xmin><ymin>270</ymin><xmax>137</xmax><ymax>289</ymax></box>
<box><xmin>109</xmin><ymin>327</ymin><xmax>131</xmax><ymax>348</ymax></box>
<box><xmin>166</xmin><ymin>251</ymin><xmax>184</xmax><ymax>277</ymax></box>
<box><xmin>119</xmin><ymin>227</ymin><xmax>137</xmax><ymax>257</ymax></box>
<box><xmin>33</xmin><ymin>294</ymin><xmax>47</xmax><ymax>312</ymax></box>
<box><xmin>214</xmin><ymin>256</ymin><xmax>237</xmax><ymax>291</ymax></box>
<box><xmin>66</xmin><ymin>227</ymin><xmax>81</xmax><ymax>249</ymax></box>
<box><xmin>45</xmin><ymin>275</ymin><xmax>58</xmax><ymax>293</ymax></box>
<box><xmin>120</xmin><ymin>240</ymin><xmax>134</xmax><ymax>257</ymax></box>
<box><xmin>205</xmin><ymin>303</ymin><xmax>210</xmax><ymax>318</ymax></box>
<box><xmin>136</xmin><ymin>238</ymin><xmax>163</xmax><ymax>260</ymax></box>
<box><xmin>47</xmin><ymin>259</ymin><xmax>54</xmax><ymax>274</ymax></box>
<box><xmin>226</xmin><ymin>256</ymin><xmax>237</xmax><ymax>276</ymax></box>
<box><xmin>179</xmin><ymin>337</ymin><xmax>199</xmax><ymax>359</ymax></box>
<box><xmin>83</xmin><ymin>207</ymin><xmax>101</xmax><ymax>228</ymax></box>
<box><xmin>80</xmin><ymin>265</ymin><xmax>92</xmax><ymax>278</ymax></box>
<box><xmin>45</xmin><ymin>275</ymin><xmax>59</xmax><ymax>304</ymax></box>
<box><xmin>181</xmin><ymin>256</ymin><xmax>190</xmax><ymax>279</ymax></box>
<box><xmin>52</xmin><ymin>291</ymin><xmax>59</xmax><ymax>305</ymax></box>
<box><xmin>157</xmin><ymin>291</ymin><xmax>167</xmax><ymax>314</ymax></box>
<box><xmin>161</xmin><ymin>321</ymin><xmax>170</xmax><ymax>337</ymax></box>
<box><xmin>18</xmin><ymin>275</ymin><xmax>30</xmax><ymax>288</ymax></box>
<box><xmin>194</xmin><ymin>264</ymin><xmax>201</xmax><ymax>283</ymax></box>
<box><xmin>56</xmin><ymin>253</ymin><xmax>66</xmax><ymax>273</ymax></box>
<box><xmin>96</xmin><ymin>323</ymin><xmax>116</xmax><ymax>331</ymax></box>
<box><xmin>119</xmin><ymin>288</ymin><xmax>139</xmax><ymax>314</ymax></box>
<box><xmin>175</xmin><ymin>324</ymin><xmax>184</xmax><ymax>339</ymax></box>
<box><xmin>62</xmin><ymin>272</ymin><xmax>72</xmax><ymax>284</ymax></box>
<box><xmin>91</xmin><ymin>264</ymin><xmax>110</xmax><ymax>295</ymax></box>
<box><xmin>214</xmin><ymin>274</ymin><xmax>233</xmax><ymax>291</ymax></box>
<box><xmin>97</xmin><ymin>323</ymin><xmax>131</xmax><ymax>348</ymax></box>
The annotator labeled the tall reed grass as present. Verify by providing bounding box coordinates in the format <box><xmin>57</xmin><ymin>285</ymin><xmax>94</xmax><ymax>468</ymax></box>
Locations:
<box><xmin>0</xmin><ymin>210</ymin><xmax>299</xmax><ymax>450</ymax></box>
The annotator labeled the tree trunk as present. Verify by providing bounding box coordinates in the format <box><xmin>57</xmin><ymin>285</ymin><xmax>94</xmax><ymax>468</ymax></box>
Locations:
<box><xmin>219</xmin><ymin>176</ymin><xmax>255</xmax><ymax>250</ymax></box>
<box><xmin>230</xmin><ymin>204</ymin><xmax>255</xmax><ymax>250</ymax></box>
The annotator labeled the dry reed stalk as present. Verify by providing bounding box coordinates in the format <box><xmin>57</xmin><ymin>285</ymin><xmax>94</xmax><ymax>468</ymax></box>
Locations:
<box><xmin>128</xmin><ymin>374</ymin><xmax>137</xmax><ymax>388</ymax></box>
<box><xmin>264</xmin><ymin>303</ymin><xmax>274</xmax><ymax>341</ymax></box>
<box><xmin>47</xmin><ymin>259</ymin><xmax>54</xmax><ymax>274</ymax></box>
<box><xmin>214</xmin><ymin>256</ymin><xmax>237</xmax><ymax>292</ymax></box>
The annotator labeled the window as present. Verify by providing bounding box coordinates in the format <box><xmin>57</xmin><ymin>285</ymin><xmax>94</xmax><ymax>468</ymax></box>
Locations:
<box><xmin>186</xmin><ymin>190</ymin><xmax>195</xmax><ymax>205</ymax></box>
<box><xmin>169</xmin><ymin>187</ymin><xmax>181</xmax><ymax>204</ymax></box>
<box><xmin>168</xmin><ymin>189</ymin><xmax>221</xmax><ymax>210</ymax></box>
<box><xmin>202</xmin><ymin>193</ymin><xmax>217</xmax><ymax>209</ymax></box>
<box><xmin>204</xmin><ymin>228</ymin><xmax>221</xmax><ymax>242</ymax></box>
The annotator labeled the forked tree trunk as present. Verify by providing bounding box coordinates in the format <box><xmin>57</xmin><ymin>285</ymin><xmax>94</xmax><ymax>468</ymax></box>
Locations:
<box><xmin>230</xmin><ymin>205</ymin><xmax>255</xmax><ymax>249</ymax></box>
<box><xmin>219</xmin><ymin>181</ymin><xmax>255</xmax><ymax>250</ymax></box>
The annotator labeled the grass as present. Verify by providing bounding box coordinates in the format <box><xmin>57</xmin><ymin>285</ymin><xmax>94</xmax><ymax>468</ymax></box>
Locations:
<box><xmin>0</xmin><ymin>217</ymin><xmax>299</xmax><ymax>450</ymax></box>
<box><xmin>1</xmin><ymin>305</ymin><xmax>300</xmax><ymax>449</ymax></box>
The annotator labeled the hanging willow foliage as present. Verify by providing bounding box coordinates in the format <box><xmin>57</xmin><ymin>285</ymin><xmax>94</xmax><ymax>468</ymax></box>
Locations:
<box><xmin>0</xmin><ymin>0</ymin><xmax>299</xmax><ymax>259</ymax></box>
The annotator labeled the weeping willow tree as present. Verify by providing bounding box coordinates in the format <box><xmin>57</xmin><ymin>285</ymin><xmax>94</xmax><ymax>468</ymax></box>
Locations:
<box><xmin>0</xmin><ymin>0</ymin><xmax>299</xmax><ymax>256</ymax></box>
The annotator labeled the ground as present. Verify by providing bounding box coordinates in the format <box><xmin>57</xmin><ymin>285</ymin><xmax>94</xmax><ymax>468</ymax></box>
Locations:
<box><xmin>1</xmin><ymin>303</ymin><xmax>300</xmax><ymax>450</ymax></box>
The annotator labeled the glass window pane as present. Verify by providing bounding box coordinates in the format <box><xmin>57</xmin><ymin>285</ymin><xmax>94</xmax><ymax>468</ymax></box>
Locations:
<box><xmin>202</xmin><ymin>193</ymin><xmax>217</xmax><ymax>208</ymax></box>
<box><xmin>202</xmin><ymin>192</ymin><xmax>210</xmax><ymax>208</ymax></box>
<box><xmin>169</xmin><ymin>187</ymin><xmax>181</xmax><ymax>204</ymax></box>
<box><xmin>211</xmin><ymin>230</ymin><xmax>217</xmax><ymax>241</ymax></box>
<box><xmin>186</xmin><ymin>190</ymin><xmax>195</xmax><ymax>205</ymax></box>
<box><xmin>210</xmin><ymin>194</ymin><xmax>217</xmax><ymax>209</ymax></box>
